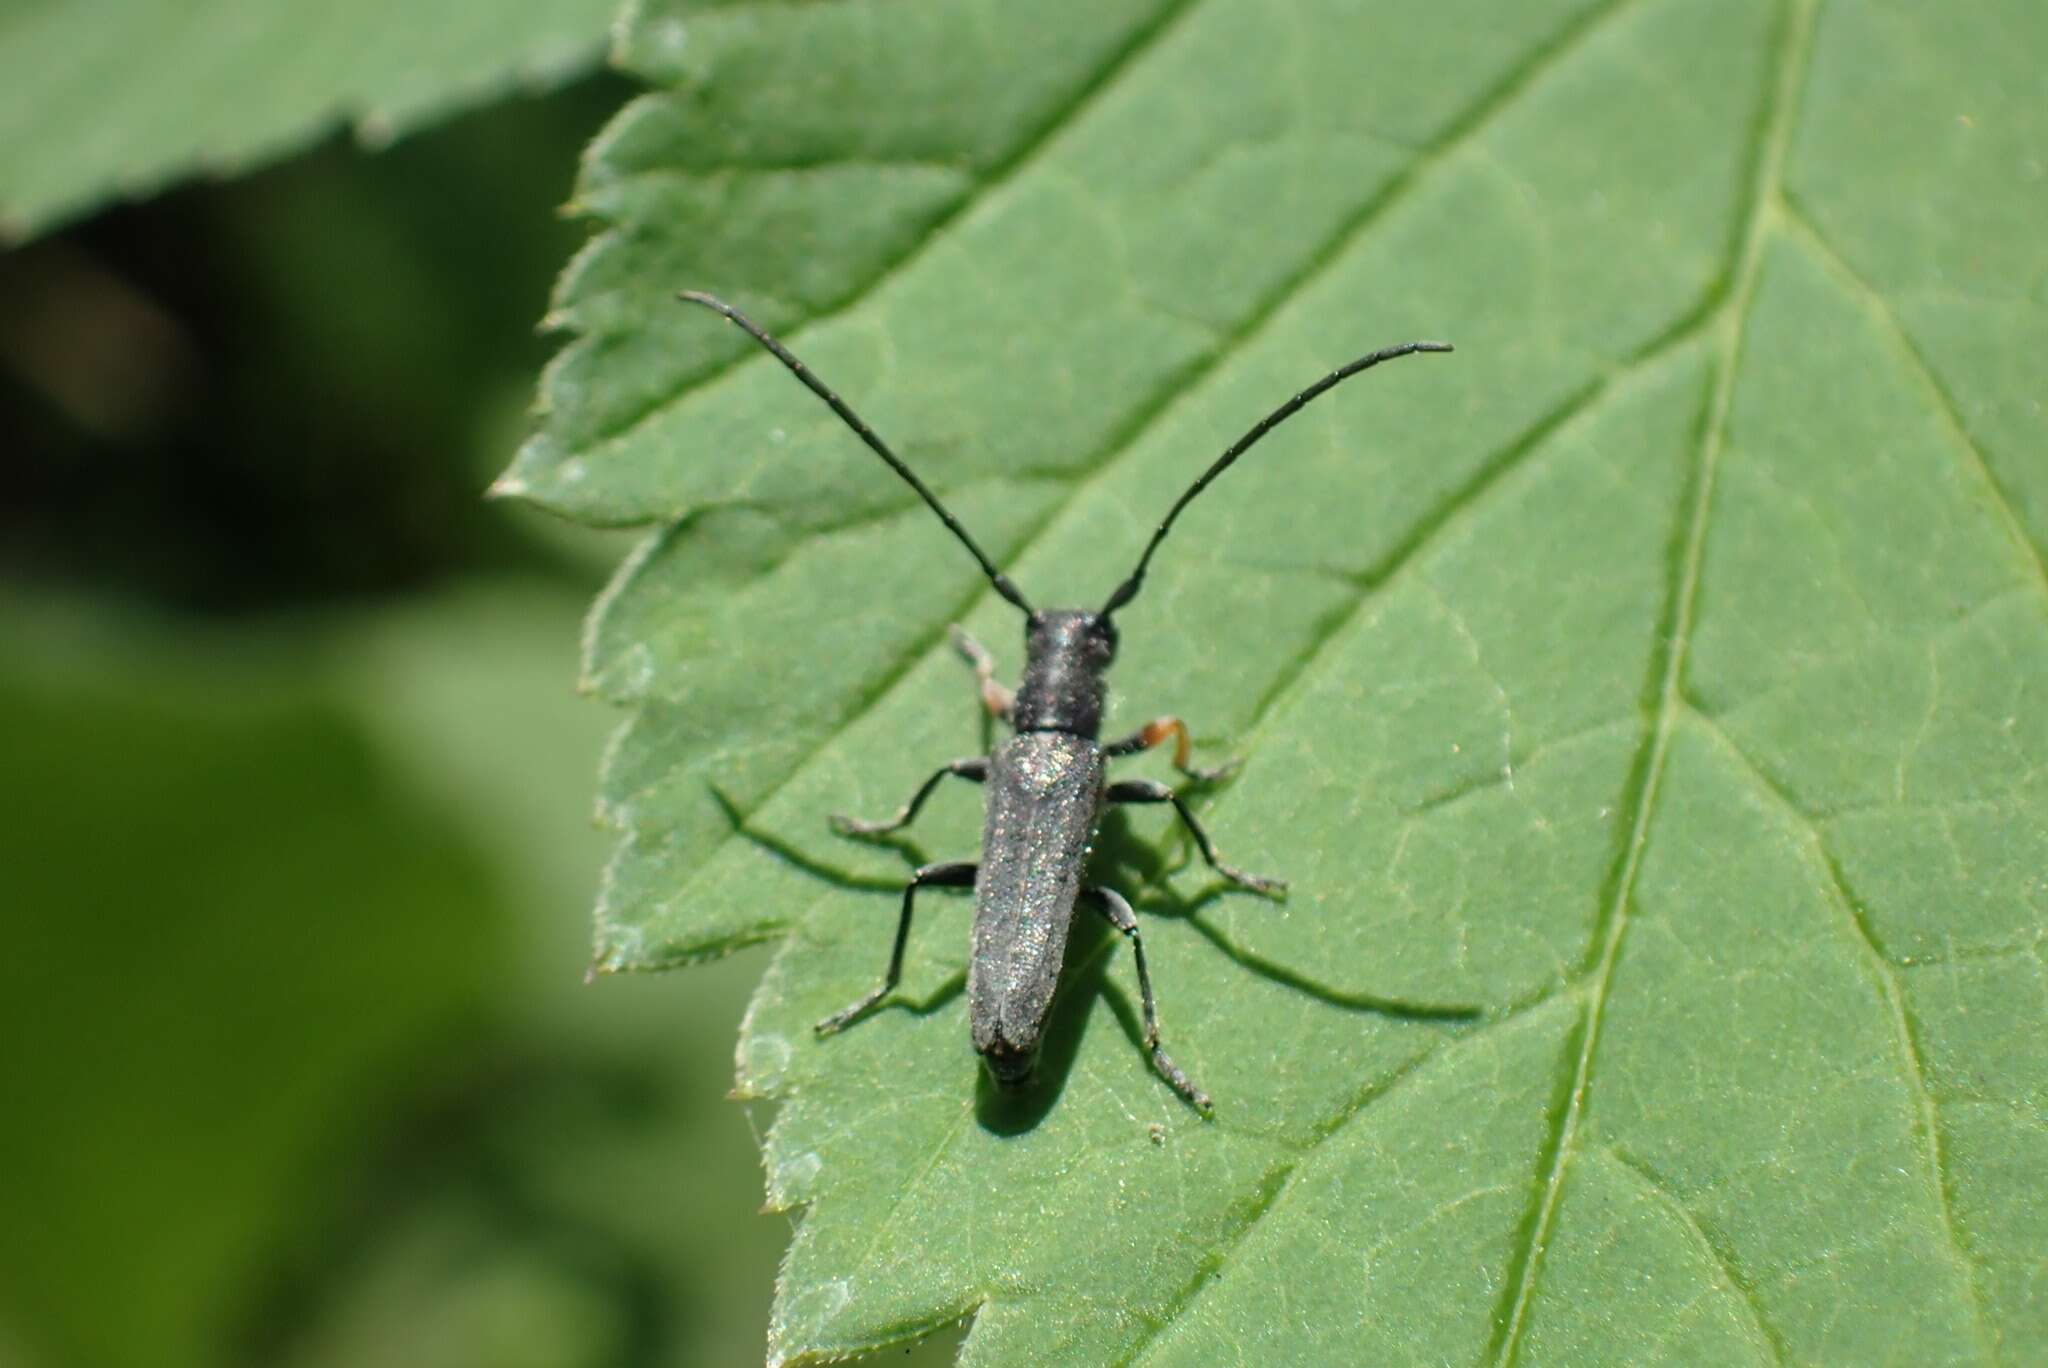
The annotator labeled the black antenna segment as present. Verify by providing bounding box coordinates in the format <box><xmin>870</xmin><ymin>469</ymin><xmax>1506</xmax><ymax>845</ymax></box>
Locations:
<box><xmin>1099</xmin><ymin>339</ymin><xmax>1453</xmax><ymax>617</ymax></box>
<box><xmin>678</xmin><ymin>291</ymin><xmax>1034</xmax><ymax>615</ymax></box>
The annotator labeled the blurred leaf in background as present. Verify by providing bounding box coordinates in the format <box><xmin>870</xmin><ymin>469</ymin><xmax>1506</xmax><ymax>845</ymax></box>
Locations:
<box><xmin>0</xmin><ymin>603</ymin><xmax>509</xmax><ymax>1368</ymax></box>
<box><xmin>0</xmin><ymin>46</ymin><xmax>917</xmax><ymax>1367</ymax></box>
<box><xmin>0</xmin><ymin>0</ymin><xmax>619</xmax><ymax>240</ymax></box>
<box><xmin>506</xmin><ymin>0</ymin><xmax>2048</xmax><ymax>1362</ymax></box>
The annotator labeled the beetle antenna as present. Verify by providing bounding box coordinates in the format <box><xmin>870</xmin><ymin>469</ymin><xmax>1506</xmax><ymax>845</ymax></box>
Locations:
<box><xmin>679</xmin><ymin>291</ymin><xmax>1034</xmax><ymax>615</ymax></box>
<box><xmin>1099</xmin><ymin>340</ymin><xmax>1453</xmax><ymax>617</ymax></box>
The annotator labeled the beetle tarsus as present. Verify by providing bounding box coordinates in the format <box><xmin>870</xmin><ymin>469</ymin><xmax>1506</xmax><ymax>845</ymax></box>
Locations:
<box><xmin>1217</xmin><ymin>863</ymin><xmax>1288</xmax><ymax>898</ymax></box>
<box><xmin>1181</xmin><ymin>755</ymin><xmax>1243</xmax><ymax>785</ymax></box>
<box><xmin>815</xmin><ymin>860</ymin><xmax>977</xmax><ymax>1035</ymax></box>
<box><xmin>1104</xmin><ymin>778</ymin><xmax>1288</xmax><ymax>900</ymax></box>
<box><xmin>830</xmin><ymin>758</ymin><xmax>988</xmax><ymax>838</ymax></box>
<box><xmin>815</xmin><ymin>989</ymin><xmax>887</xmax><ymax>1036</ymax></box>
<box><xmin>1150</xmin><ymin>1044</ymin><xmax>1212</xmax><ymax>1113</ymax></box>
<box><xmin>1088</xmin><ymin>887</ymin><xmax>1211</xmax><ymax>1113</ymax></box>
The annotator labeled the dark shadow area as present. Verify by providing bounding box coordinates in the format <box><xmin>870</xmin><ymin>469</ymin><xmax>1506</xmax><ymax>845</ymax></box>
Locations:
<box><xmin>890</xmin><ymin>968</ymin><xmax>970</xmax><ymax>1021</ymax></box>
<box><xmin>1089</xmin><ymin>799</ymin><xmax>1175</xmax><ymax>887</ymax></box>
<box><xmin>708</xmin><ymin>784</ymin><xmax>920</xmax><ymax>895</ymax></box>
<box><xmin>0</xmin><ymin>69</ymin><xmax>635</xmax><ymax>616</ymax></box>
<box><xmin>1180</xmin><ymin>909</ymin><xmax>1485</xmax><ymax>1022</ymax></box>
<box><xmin>1090</xmin><ymin>805</ymin><xmax>1488</xmax><ymax>1024</ymax></box>
<box><xmin>820</xmin><ymin>820</ymin><xmax>942</xmax><ymax>872</ymax></box>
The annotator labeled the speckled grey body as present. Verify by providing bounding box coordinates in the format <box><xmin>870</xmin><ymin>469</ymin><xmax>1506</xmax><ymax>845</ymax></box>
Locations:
<box><xmin>968</xmin><ymin>730</ymin><xmax>1105</xmax><ymax>1081</ymax></box>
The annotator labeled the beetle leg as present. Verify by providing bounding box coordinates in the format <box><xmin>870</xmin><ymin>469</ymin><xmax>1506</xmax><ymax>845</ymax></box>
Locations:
<box><xmin>1102</xmin><ymin>716</ymin><xmax>1240</xmax><ymax>782</ymax></box>
<box><xmin>1085</xmin><ymin>887</ymin><xmax>1210</xmax><ymax>1112</ymax></box>
<box><xmin>1105</xmin><ymin>778</ymin><xmax>1286</xmax><ymax>897</ymax></box>
<box><xmin>832</xmin><ymin>757</ymin><xmax>988</xmax><ymax>837</ymax></box>
<box><xmin>949</xmin><ymin>625</ymin><xmax>1014</xmax><ymax>720</ymax></box>
<box><xmin>816</xmin><ymin>861</ymin><xmax>978</xmax><ymax>1035</ymax></box>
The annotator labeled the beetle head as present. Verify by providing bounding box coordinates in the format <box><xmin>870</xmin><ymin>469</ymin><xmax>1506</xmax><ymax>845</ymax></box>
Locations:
<box><xmin>980</xmin><ymin>1038</ymin><xmax>1038</xmax><ymax>1088</ymax></box>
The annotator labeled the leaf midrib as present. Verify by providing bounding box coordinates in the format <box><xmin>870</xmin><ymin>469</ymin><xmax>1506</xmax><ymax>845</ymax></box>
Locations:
<box><xmin>754</xmin><ymin>0</ymin><xmax>1736</xmax><ymax>1357</ymax></box>
<box><xmin>1489</xmin><ymin>2</ymin><xmax>1829</xmax><ymax>1360</ymax></box>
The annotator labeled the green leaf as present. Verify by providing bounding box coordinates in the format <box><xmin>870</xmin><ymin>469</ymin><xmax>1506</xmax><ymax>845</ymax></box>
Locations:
<box><xmin>0</xmin><ymin>601</ymin><xmax>511</xmax><ymax>1368</ymax></box>
<box><xmin>0</xmin><ymin>0</ymin><xmax>618</xmax><ymax>240</ymax></box>
<box><xmin>508</xmin><ymin>0</ymin><xmax>2048</xmax><ymax>1361</ymax></box>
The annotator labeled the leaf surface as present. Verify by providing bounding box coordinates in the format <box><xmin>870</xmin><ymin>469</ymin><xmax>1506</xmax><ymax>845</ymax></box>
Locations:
<box><xmin>0</xmin><ymin>0</ymin><xmax>616</xmax><ymax>238</ymax></box>
<box><xmin>510</xmin><ymin>0</ymin><xmax>2048</xmax><ymax>1361</ymax></box>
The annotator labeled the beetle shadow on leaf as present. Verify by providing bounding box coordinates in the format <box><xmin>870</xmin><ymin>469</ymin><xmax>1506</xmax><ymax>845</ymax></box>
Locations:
<box><xmin>708</xmin><ymin>783</ymin><xmax>925</xmax><ymax>893</ymax></box>
<box><xmin>1092</xmin><ymin>806</ymin><xmax>1486</xmax><ymax>1025</ymax></box>
<box><xmin>1087</xmin><ymin>802</ymin><xmax>1173</xmax><ymax>889</ymax></box>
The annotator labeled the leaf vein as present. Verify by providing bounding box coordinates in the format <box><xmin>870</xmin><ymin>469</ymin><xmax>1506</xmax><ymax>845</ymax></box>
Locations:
<box><xmin>1685</xmin><ymin>706</ymin><xmax>2001</xmax><ymax>1360</ymax></box>
<box><xmin>1490</xmin><ymin>2</ymin><xmax>1821</xmax><ymax>1361</ymax></box>
<box><xmin>1774</xmin><ymin>193</ymin><xmax>2048</xmax><ymax>608</ymax></box>
<box><xmin>1235</xmin><ymin>333</ymin><xmax>1696</xmax><ymax>741</ymax></box>
<box><xmin>571</xmin><ymin>0</ymin><xmax>1205</xmax><ymax>460</ymax></box>
<box><xmin>1602</xmin><ymin>1145</ymin><xmax>1790</xmax><ymax>1365</ymax></box>
<box><xmin>1117</xmin><ymin>989</ymin><xmax>1576</xmax><ymax>1366</ymax></box>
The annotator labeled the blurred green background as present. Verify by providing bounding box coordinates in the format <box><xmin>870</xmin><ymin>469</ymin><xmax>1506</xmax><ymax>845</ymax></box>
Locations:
<box><xmin>0</xmin><ymin>73</ymin><xmax>956</xmax><ymax>1368</ymax></box>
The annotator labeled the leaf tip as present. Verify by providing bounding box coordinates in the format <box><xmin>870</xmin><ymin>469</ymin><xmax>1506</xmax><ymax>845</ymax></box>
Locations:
<box><xmin>355</xmin><ymin>109</ymin><xmax>398</xmax><ymax>150</ymax></box>
<box><xmin>485</xmin><ymin>473</ymin><xmax>530</xmax><ymax>502</ymax></box>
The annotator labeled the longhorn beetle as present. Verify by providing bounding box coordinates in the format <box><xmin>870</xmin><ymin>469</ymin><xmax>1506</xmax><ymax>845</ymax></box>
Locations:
<box><xmin>680</xmin><ymin>291</ymin><xmax>1451</xmax><ymax>1109</ymax></box>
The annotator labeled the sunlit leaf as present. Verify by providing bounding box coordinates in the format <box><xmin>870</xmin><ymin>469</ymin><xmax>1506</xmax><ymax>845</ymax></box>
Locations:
<box><xmin>509</xmin><ymin>0</ymin><xmax>2048</xmax><ymax>1360</ymax></box>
